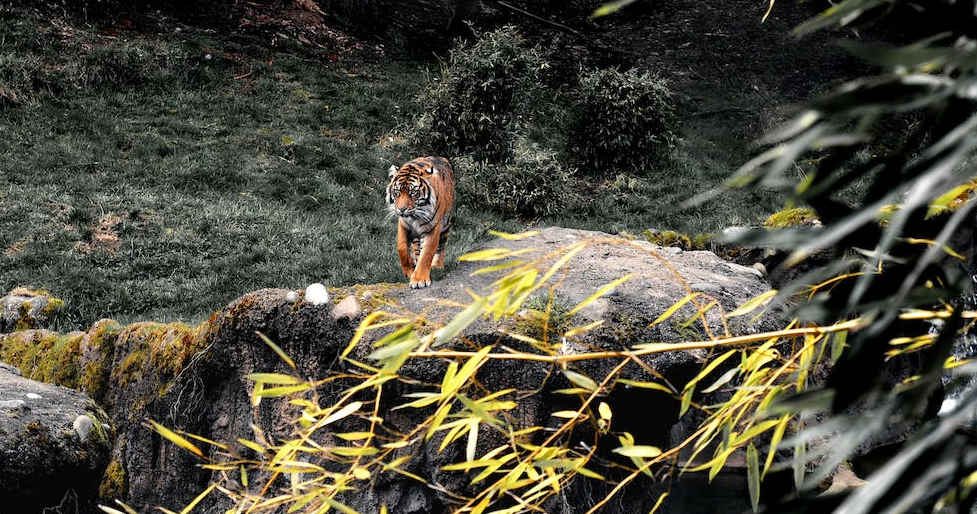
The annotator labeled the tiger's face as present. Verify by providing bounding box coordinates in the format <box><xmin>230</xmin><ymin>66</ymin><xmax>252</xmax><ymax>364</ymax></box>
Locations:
<box><xmin>386</xmin><ymin>164</ymin><xmax>439</xmax><ymax>223</ymax></box>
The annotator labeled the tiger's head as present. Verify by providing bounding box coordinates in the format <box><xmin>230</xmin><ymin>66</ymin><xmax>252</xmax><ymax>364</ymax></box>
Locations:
<box><xmin>386</xmin><ymin>162</ymin><xmax>442</xmax><ymax>222</ymax></box>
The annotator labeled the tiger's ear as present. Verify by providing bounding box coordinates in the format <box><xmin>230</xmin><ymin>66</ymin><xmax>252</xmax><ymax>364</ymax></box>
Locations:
<box><xmin>429</xmin><ymin>166</ymin><xmax>440</xmax><ymax>175</ymax></box>
<box><xmin>388</xmin><ymin>165</ymin><xmax>398</xmax><ymax>177</ymax></box>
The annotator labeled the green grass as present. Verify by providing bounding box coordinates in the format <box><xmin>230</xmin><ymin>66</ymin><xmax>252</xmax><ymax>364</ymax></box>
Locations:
<box><xmin>0</xmin><ymin>7</ymin><xmax>784</xmax><ymax>331</ymax></box>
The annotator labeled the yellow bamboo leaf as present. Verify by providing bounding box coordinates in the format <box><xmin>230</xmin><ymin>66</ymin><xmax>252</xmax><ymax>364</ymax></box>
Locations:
<box><xmin>466</xmin><ymin>418</ymin><xmax>480</xmax><ymax>462</ymax></box>
<box><xmin>488</xmin><ymin>229</ymin><xmax>540</xmax><ymax>240</ymax></box>
<box><xmin>381</xmin><ymin>440</ymin><xmax>411</xmax><ymax>449</ymax></box>
<box><xmin>649</xmin><ymin>492</ymin><xmax>670</xmax><ymax>514</ymax></box>
<box><xmin>256</xmin><ymin>332</ymin><xmax>296</xmax><ymax>370</ymax></box>
<box><xmin>616</xmin><ymin>378</ymin><xmax>674</xmax><ymax>394</ymax></box>
<box><xmin>553</xmin><ymin>387</ymin><xmax>593</xmax><ymax>395</ymax></box>
<box><xmin>470</xmin><ymin>260</ymin><xmax>527</xmax><ymax>276</ymax></box>
<box><xmin>612</xmin><ymin>445</ymin><xmax>662</xmax><ymax>458</ymax></box>
<box><xmin>335</xmin><ymin>432</ymin><xmax>375</xmax><ymax>441</ymax></box>
<box><xmin>352</xmin><ymin>467</ymin><xmax>372</xmax><ymax>480</ymax></box>
<box><xmin>598</xmin><ymin>402</ymin><xmax>612</xmax><ymax>421</ymax></box>
<box><xmin>763</xmin><ymin>415</ymin><xmax>790</xmax><ymax>478</ymax></box>
<box><xmin>551</xmin><ymin>410</ymin><xmax>586</xmax><ymax>419</ymax></box>
<box><xmin>323</xmin><ymin>401</ymin><xmax>363</xmax><ymax>426</ymax></box>
<box><xmin>567</xmin><ymin>274</ymin><xmax>632</xmax><ymax>316</ymax></box>
<box><xmin>446</xmin><ymin>345</ymin><xmax>494</xmax><ymax>392</ymax></box>
<box><xmin>563</xmin><ymin>320</ymin><xmax>605</xmax><ymax>337</ymax></box>
<box><xmin>246</xmin><ymin>372</ymin><xmax>303</xmax><ymax>385</ymax></box>
<box><xmin>331</xmin><ymin>446</ymin><xmax>379</xmax><ymax>457</ymax></box>
<box><xmin>649</xmin><ymin>293</ymin><xmax>700</xmax><ymax>328</ymax></box>
<box><xmin>540</xmin><ymin>243</ymin><xmax>586</xmax><ymax>285</ymax></box>
<box><xmin>253</xmin><ymin>384</ymin><xmax>311</xmax><ymax>398</ymax></box>
<box><xmin>149</xmin><ymin>420</ymin><xmax>204</xmax><ymax>458</ymax></box>
<box><xmin>728</xmin><ymin>289</ymin><xmax>778</xmax><ymax>317</ymax></box>
<box><xmin>341</xmin><ymin>311</ymin><xmax>390</xmax><ymax>358</ymax></box>
<box><xmin>433</xmin><ymin>298</ymin><xmax>489</xmax><ymax>347</ymax></box>
<box><xmin>563</xmin><ymin>369</ymin><xmax>598</xmax><ymax>391</ymax></box>
<box><xmin>459</xmin><ymin>248</ymin><xmax>522</xmax><ymax>261</ymax></box>
<box><xmin>179</xmin><ymin>483</ymin><xmax>217</xmax><ymax>514</ymax></box>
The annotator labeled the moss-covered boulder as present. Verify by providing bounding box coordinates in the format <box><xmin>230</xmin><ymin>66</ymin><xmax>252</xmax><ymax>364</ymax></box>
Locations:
<box><xmin>0</xmin><ymin>364</ymin><xmax>113</xmax><ymax>513</ymax></box>
<box><xmin>0</xmin><ymin>287</ymin><xmax>65</xmax><ymax>332</ymax></box>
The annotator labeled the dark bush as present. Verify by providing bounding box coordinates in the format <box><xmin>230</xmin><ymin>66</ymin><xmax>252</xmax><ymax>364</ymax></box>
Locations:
<box><xmin>567</xmin><ymin>67</ymin><xmax>677</xmax><ymax>176</ymax></box>
<box><xmin>408</xmin><ymin>26</ymin><xmax>547</xmax><ymax>160</ymax></box>
<box><xmin>459</xmin><ymin>142</ymin><xmax>575</xmax><ymax>219</ymax></box>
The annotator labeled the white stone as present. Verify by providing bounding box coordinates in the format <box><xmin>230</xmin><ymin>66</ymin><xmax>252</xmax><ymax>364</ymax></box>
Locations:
<box><xmin>305</xmin><ymin>283</ymin><xmax>330</xmax><ymax>306</ymax></box>
<box><xmin>25</xmin><ymin>393</ymin><xmax>41</xmax><ymax>400</ymax></box>
<box><xmin>73</xmin><ymin>414</ymin><xmax>94</xmax><ymax>441</ymax></box>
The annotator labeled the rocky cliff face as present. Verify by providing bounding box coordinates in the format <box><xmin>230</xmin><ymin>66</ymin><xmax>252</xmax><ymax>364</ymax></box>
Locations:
<box><xmin>1</xmin><ymin>228</ymin><xmax>783</xmax><ymax>513</ymax></box>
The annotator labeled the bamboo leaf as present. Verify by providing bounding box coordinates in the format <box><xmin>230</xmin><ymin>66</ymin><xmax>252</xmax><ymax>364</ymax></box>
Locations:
<box><xmin>433</xmin><ymin>297</ymin><xmax>489</xmax><ymax>347</ymax></box>
<box><xmin>323</xmin><ymin>401</ymin><xmax>363</xmax><ymax>426</ymax></box>
<box><xmin>564</xmin><ymin>320</ymin><xmax>604</xmax><ymax>337</ymax></box>
<box><xmin>487</xmin><ymin>229</ymin><xmax>540</xmax><ymax>240</ymax></box>
<box><xmin>794</xmin><ymin>438</ymin><xmax>806</xmax><ymax>490</ymax></box>
<box><xmin>700</xmin><ymin>367</ymin><xmax>739</xmax><ymax>394</ymax></box>
<box><xmin>149</xmin><ymin>420</ymin><xmax>204</xmax><ymax>458</ymax></box>
<box><xmin>470</xmin><ymin>260</ymin><xmax>527</xmax><ymax>276</ymax></box>
<box><xmin>592</xmin><ymin>0</ymin><xmax>640</xmax><ymax>18</ymax></box>
<box><xmin>728</xmin><ymin>289</ymin><xmax>778</xmax><ymax>317</ymax></box>
<box><xmin>566</xmin><ymin>274</ymin><xmax>632</xmax><ymax>316</ymax></box>
<box><xmin>247</xmin><ymin>372</ymin><xmax>303</xmax><ymax>385</ymax></box>
<box><xmin>256</xmin><ymin>332</ymin><xmax>296</xmax><ymax>370</ymax></box>
<box><xmin>563</xmin><ymin>369</ymin><xmax>599</xmax><ymax>391</ymax></box>
<box><xmin>179</xmin><ymin>483</ymin><xmax>217</xmax><ymax>514</ymax></box>
<box><xmin>253</xmin><ymin>384</ymin><xmax>311</xmax><ymax>398</ymax></box>
<box><xmin>648</xmin><ymin>492</ymin><xmax>670</xmax><ymax>514</ymax></box>
<box><xmin>764</xmin><ymin>415</ymin><xmax>790</xmax><ymax>478</ymax></box>
<box><xmin>649</xmin><ymin>294</ymin><xmax>700</xmax><ymax>328</ymax></box>
<box><xmin>598</xmin><ymin>402</ymin><xmax>613</xmax><ymax>421</ymax></box>
<box><xmin>616</xmin><ymin>378</ymin><xmax>674</xmax><ymax>394</ymax></box>
<box><xmin>237</xmin><ymin>438</ymin><xmax>266</xmax><ymax>454</ymax></box>
<box><xmin>466</xmin><ymin>419</ymin><xmax>480</xmax><ymax>462</ymax></box>
<box><xmin>747</xmin><ymin>443</ymin><xmax>760</xmax><ymax>513</ymax></box>
<box><xmin>552</xmin><ymin>410</ymin><xmax>586</xmax><ymax>419</ymax></box>
<box><xmin>331</xmin><ymin>446</ymin><xmax>379</xmax><ymax>457</ymax></box>
<box><xmin>612</xmin><ymin>445</ymin><xmax>663</xmax><ymax>458</ymax></box>
<box><xmin>679</xmin><ymin>387</ymin><xmax>694</xmax><ymax>416</ymax></box>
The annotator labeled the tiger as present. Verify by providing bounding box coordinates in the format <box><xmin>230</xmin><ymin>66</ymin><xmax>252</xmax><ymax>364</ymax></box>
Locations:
<box><xmin>386</xmin><ymin>156</ymin><xmax>456</xmax><ymax>289</ymax></box>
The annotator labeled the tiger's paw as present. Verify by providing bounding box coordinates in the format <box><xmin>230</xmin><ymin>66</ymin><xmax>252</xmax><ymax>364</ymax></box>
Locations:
<box><xmin>409</xmin><ymin>278</ymin><xmax>432</xmax><ymax>289</ymax></box>
<box><xmin>409</xmin><ymin>272</ymin><xmax>431</xmax><ymax>289</ymax></box>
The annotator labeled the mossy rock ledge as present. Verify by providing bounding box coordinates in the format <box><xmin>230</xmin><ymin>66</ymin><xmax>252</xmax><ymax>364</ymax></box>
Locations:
<box><xmin>0</xmin><ymin>363</ymin><xmax>113</xmax><ymax>513</ymax></box>
<box><xmin>0</xmin><ymin>227</ymin><xmax>785</xmax><ymax>514</ymax></box>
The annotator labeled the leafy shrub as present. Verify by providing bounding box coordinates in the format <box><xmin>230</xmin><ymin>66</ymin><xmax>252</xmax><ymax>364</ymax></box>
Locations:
<box><xmin>459</xmin><ymin>142</ymin><xmax>575</xmax><ymax>219</ymax></box>
<box><xmin>408</xmin><ymin>26</ymin><xmax>547</xmax><ymax>160</ymax></box>
<box><xmin>567</xmin><ymin>67</ymin><xmax>677</xmax><ymax>176</ymax></box>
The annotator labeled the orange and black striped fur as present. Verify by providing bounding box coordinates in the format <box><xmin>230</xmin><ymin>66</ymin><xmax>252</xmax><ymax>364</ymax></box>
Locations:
<box><xmin>386</xmin><ymin>156</ymin><xmax>456</xmax><ymax>289</ymax></box>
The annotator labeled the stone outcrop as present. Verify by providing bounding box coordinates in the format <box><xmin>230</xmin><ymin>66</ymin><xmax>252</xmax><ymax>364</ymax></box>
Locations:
<box><xmin>0</xmin><ymin>365</ymin><xmax>113</xmax><ymax>513</ymax></box>
<box><xmin>0</xmin><ymin>227</ymin><xmax>784</xmax><ymax>514</ymax></box>
<box><xmin>0</xmin><ymin>287</ymin><xmax>65</xmax><ymax>332</ymax></box>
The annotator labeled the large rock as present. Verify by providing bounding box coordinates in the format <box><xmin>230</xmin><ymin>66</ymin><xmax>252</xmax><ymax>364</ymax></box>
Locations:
<box><xmin>0</xmin><ymin>227</ymin><xmax>783</xmax><ymax>514</ymax></box>
<box><xmin>0</xmin><ymin>287</ymin><xmax>65</xmax><ymax>333</ymax></box>
<box><xmin>0</xmin><ymin>364</ymin><xmax>113</xmax><ymax>513</ymax></box>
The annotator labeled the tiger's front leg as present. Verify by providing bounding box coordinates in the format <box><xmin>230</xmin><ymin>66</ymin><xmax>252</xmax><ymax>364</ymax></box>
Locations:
<box><xmin>397</xmin><ymin>220</ymin><xmax>415</xmax><ymax>278</ymax></box>
<box><xmin>409</xmin><ymin>224</ymin><xmax>442</xmax><ymax>289</ymax></box>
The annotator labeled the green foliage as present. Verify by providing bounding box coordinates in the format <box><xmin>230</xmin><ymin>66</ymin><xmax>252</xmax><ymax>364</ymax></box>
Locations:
<box><xmin>458</xmin><ymin>143</ymin><xmax>576</xmax><ymax>219</ymax></box>
<box><xmin>705</xmin><ymin>1</ymin><xmax>977</xmax><ymax>513</ymax></box>
<box><xmin>567</xmin><ymin>67</ymin><xmax>677</xmax><ymax>176</ymax></box>
<box><xmin>408</xmin><ymin>26</ymin><xmax>547</xmax><ymax>160</ymax></box>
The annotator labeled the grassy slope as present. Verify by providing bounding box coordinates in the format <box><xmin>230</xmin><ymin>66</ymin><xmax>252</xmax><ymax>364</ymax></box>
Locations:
<box><xmin>0</xmin><ymin>7</ymin><xmax>781</xmax><ymax>330</ymax></box>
